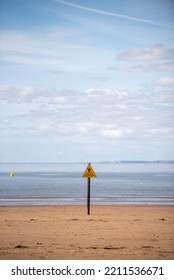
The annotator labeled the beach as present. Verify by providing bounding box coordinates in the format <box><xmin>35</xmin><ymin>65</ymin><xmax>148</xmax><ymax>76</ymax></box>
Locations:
<box><xmin>0</xmin><ymin>205</ymin><xmax>173</xmax><ymax>260</ymax></box>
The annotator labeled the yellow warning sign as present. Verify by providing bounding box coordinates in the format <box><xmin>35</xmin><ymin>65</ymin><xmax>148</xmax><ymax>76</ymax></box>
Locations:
<box><xmin>82</xmin><ymin>163</ymin><xmax>97</xmax><ymax>178</ymax></box>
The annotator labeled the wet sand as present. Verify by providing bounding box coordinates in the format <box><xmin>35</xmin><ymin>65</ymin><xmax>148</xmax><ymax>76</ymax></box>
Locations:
<box><xmin>0</xmin><ymin>205</ymin><xmax>173</xmax><ymax>260</ymax></box>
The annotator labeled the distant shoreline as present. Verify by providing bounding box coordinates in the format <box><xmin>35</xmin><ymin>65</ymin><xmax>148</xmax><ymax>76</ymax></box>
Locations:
<box><xmin>1</xmin><ymin>160</ymin><xmax>174</xmax><ymax>164</ymax></box>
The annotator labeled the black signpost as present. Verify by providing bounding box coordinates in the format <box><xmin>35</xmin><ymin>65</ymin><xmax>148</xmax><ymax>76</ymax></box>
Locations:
<box><xmin>87</xmin><ymin>177</ymin><xmax>91</xmax><ymax>215</ymax></box>
<box><xmin>82</xmin><ymin>163</ymin><xmax>96</xmax><ymax>215</ymax></box>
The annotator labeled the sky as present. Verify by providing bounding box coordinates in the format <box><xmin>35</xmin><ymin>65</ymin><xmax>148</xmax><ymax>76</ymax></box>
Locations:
<box><xmin>0</xmin><ymin>0</ymin><xmax>174</xmax><ymax>163</ymax></box>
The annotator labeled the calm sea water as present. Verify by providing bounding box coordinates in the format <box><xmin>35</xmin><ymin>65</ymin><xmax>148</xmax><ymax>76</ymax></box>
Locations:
<box><xmin>0</xmin><ymin>163</ymin><xmax>174</xmax><ymax>205</ymax></box>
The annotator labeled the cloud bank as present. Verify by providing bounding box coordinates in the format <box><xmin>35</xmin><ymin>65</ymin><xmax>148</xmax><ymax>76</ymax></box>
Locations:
<box><xmin>109</xmin><ymin>45</ymin><xmax>174</xmax><ymax>72</ymax></box>
<box><xmin>1</xmin><ymin>85</ymin><xmax>174</xmax><ymax>142</ymax></box>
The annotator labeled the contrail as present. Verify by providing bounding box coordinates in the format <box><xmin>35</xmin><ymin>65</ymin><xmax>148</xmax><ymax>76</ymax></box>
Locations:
<box><xmin>54</xmin><ymin>0</ymin><xmax>173</xmax><ymax>28</ymax></box>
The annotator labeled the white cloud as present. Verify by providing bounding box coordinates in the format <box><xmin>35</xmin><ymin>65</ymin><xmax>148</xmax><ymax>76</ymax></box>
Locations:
<box><xmin>85</xmin><ymin>88</ymin><xmax>128</xmax><ymax>99</ymax></box>
<box><xmin>109</xmin><ymin>61</ymin><xmax>174</xmax><ymax>72</ymax></box>
<box><xmin>117</xmin><ymin>46</ymin><xmax>174</xmax><ymax>61</ymax></box>
<box><xmin>101</xmin><ymin>129</ymin><xmax>122</xmax><ymax>138</ymax></box>
<box><xmin>0</xmin><ymin>85</ymin><xmax>79</xmax><ymax>104</ymax></box>
<box><xmin>154</xmin><ymin>77</ymin><xmax>174</xmax><ymax>87</ymax></box>
<box><xmin>2</xmin><ymin>55</ymin><xmax>64</xmax><ymax>67</ymax></box>
<box><xmin>145</xmin><ymin>128</ymin><xmax>174</xmax><ymax>136</ymax></box>
<box><xmin>153</xmin><ymin>61</ymin><xmax>174</xmax><ymax>71</ymax></box>
<box><xmin>0</xmin><ymin>85</ymin><xmax>40</xmax><ymax>103</ymax></box>
<box><xmin>0</xmin><ymin>28</ymin><xmax>110</xmax><ymax>72</ymax></box>
<box><xmin>109</xmin><ymin>46</ymin><xmax>174</xmax><ymax>73</ymax></box>
<box><xmin>38</xmin><ymin>124</ymin><xmax>51</xmax><ymax>131</ymax></box>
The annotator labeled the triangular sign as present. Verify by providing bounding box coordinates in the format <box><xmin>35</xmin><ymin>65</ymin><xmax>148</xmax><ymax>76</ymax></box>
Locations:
<box><xmin>82</xmin><ymin>163</ymin><xmax>97</xmax><ymax>178</ymax></box>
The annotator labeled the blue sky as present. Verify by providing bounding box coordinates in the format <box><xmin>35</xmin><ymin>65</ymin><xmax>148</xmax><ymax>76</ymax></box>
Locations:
<box><xmin>0</xmin><ymin>0</ymin><xmax>174</xmax><ymax>162</ymax></box>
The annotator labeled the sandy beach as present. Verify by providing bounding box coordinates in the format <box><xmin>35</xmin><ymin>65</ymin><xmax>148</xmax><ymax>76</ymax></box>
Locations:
<box><xmin>0</xmin><ymin>205</ymin><xmax>173</xmax><ymax>260</ymax></box>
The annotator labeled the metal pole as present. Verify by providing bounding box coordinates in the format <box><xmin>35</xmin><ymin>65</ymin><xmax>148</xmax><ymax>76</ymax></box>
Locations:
<box><xmin>87</xmin><ymin>177</ymin><xmax>90</xmax><ymax>215</ymax></box>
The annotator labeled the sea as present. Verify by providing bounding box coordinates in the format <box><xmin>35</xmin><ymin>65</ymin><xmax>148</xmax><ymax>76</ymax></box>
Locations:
<box><xmin>0</xmin><ymin>163</ymin><xmax>174</xmax><ymax>206</ymax></box>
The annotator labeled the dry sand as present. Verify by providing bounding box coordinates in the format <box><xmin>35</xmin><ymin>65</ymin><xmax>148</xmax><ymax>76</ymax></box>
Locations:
<box><xmin>0</xmin><ymin>205</ymin><xmax>173</xmax><ymax>260</ymax></box>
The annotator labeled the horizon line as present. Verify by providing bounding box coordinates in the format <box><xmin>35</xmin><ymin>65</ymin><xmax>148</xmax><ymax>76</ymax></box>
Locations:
<box><xmin>1</xmin><ymin>160</ymin><xmax>174</xmax><ymax>164</ymax></box>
